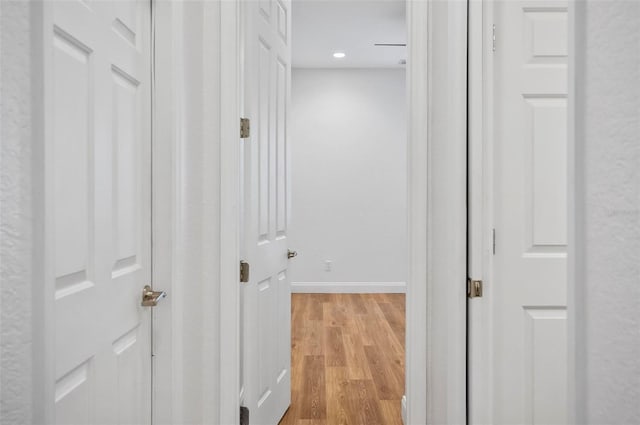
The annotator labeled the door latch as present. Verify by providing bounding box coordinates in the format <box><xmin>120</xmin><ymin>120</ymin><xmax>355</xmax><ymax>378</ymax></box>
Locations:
<box><xmin>240</xmin><ymin>118</ymin><xmax>251</xmax><ymax>139</ymax></box>
<box><xmin>468</xmin><ymin>279</ymin><xmax>483</xmax><ymax>298</ymax></box>
<box><xmin>240</xmin><ymin>406</ymin><xmax>249</xmax><ymax>425</ymax></box>
<box><xmin>240</xmin><ymin>261</ymin><xmax>250</xmax><ymax>283</ymax></box>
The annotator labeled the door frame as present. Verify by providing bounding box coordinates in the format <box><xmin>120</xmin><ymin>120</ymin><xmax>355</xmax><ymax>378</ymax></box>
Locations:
<box><xmin>221</xmin><ymin>1</ymin><xmax>469</xmax><ymax>424</ymax></box>
<box><xmin>467</xmin><ymin>0</ymin><xmax>494</xmax><ymax>423</ymax></box>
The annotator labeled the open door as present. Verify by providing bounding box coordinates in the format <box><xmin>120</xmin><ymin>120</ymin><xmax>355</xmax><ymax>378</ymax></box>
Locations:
<box><xmin>48</xmin><ymin>0</ymin><xmax>155</xmax><ymax>423</ymax></box>
<box><xmin>241</xmin><ymin>0</ymin><xmax>293</xmax><ymax>423</ymax></box>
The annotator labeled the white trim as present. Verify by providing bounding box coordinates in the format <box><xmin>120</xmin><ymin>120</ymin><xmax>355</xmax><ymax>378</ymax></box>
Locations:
<box><xmin>291</xmin><ymin>282</ymin><xmax>406</xmax><ymax>294</ymax></box>
<box><xmin>34</xmin><ymin>1</ymin><xmax>56</xmax><ymax>423</ymax></box>
<box><xmin>406</xmin><ymin>1</ymin><xmax>469</xmax><ymax>423</ymax></box>
<box><xmin>152</xmin><ymin>1</ymin><xmax>182</xmax><ymax>422</ymax></box>
<box><xmin>218</xmin><ymin>1</ymin><xmax>241</xmax><ymax>423</ymax></box>
<box><xmin>468</xmin><ymin>1</ymin><xmax>495</xmax><ymax>424</ymax></box>
<box><xmin>567</xmin><ymin>1</ymin><xmax>578</xmax><ymax>423</ymax></box>
<box><xmin>404</xmin><ymin>3</ymin><xmax>430</xmax><ymax>422</ymax></box>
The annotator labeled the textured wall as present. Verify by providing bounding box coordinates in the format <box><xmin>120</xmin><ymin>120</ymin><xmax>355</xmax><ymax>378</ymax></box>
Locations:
<box><xmin>572</xmin><ymin>1</ymin><xmax>640</xmax><ymax>423</ymax></box>
<box><xmin>0</xmin><ymin>1</ymin><xmax>34</xmax><ymax>423</ymax></box>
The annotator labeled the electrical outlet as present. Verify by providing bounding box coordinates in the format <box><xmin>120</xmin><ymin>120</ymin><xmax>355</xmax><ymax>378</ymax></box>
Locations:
<box><xmin>324</xmin><ymin>260</ymin><xmax>332</xmax><ymax>272</ymax></box>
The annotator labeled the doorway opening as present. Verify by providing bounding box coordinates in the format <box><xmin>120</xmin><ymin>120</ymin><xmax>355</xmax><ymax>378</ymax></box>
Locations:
<box><xmin>239</xmin><ymin>0</ymin><xmax>408</xmax><ymax>423</ymax></box>
<box><xmin>281</xmin><ymin>2</ymin><xmax>408</xmax><ymax>423</ymax></box>
<box><xmin>236</xmin><ymin>0</ymin><xmax>468</xmax><ymax>423</ymax></box>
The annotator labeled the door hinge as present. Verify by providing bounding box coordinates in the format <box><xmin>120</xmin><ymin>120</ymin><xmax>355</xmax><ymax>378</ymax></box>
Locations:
<box><xmin>492</xmin><ymin>228</ymin><xmax>496</xmax><ymax>255</ymax></box>
<box><xmin>492</xmin><ymin>24</ymin><xmax>496</xmax><ymax>52</ymax></box>
<box><xmin>240</xmin><ymin>260</ymin><xmax>250</xmax><ymax>283</ymax></box>
<box><xmin>468</xmin><ymin>278</ymin><xmax>483</xmax><ymax>298</ymax></box>
<box><xmin>240</xmin><ymin>406</ymin><xmax>249</xmax><ymax>425</ymax></box>
<box><xmin>240</xmin><ymin>118</ymin><xmax>251</xmax><ymax>139</ymax></box>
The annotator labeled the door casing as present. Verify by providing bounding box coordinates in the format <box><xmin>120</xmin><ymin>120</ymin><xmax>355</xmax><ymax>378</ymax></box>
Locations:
<box><xmin>467</xmin><ymin>0</ymin><xmax>494</xmax><ymax>423</ymax></box>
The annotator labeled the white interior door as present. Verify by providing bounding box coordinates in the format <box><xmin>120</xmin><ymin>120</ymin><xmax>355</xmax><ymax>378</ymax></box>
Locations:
<box><xmin>242</xmin><ymin>0</ymin><xmax>292</xmax><ymax>423</ymax></box>
<box><xmin>49</xmin><ymin>1</ymin><xmax>153</xmax><ymax>423</ymax></box>
<box><xmin>488</xmin><ymin>0</ymin><xmax>569</xmax><ymax>423</ymax></box>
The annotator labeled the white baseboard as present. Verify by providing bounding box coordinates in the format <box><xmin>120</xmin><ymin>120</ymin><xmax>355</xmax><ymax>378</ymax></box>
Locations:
<box><xmin>290</xmin><ymin>281</ymin><xmax>406</xmax><ymax>294</ymax></box>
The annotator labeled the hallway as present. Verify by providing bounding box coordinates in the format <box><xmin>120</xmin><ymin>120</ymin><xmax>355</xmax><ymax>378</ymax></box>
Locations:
<box><xmin>280</xmin><ymin>294</ymin><xmax>405</xmax><ymax>425</ymax></box>
<box><xmin>2</xmin><ymin>1</ymin><xmax>639</xmax><ymax>423</ymax></box>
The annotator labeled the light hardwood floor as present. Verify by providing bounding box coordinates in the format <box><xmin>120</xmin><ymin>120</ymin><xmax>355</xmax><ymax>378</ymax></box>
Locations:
<box><xmin>279</xmin><ymin>293</ymin><xmax>406</xmax><ymax>425</ymax></box>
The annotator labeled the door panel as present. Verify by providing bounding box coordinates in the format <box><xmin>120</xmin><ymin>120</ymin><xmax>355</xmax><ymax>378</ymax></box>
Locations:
<box><xmin>242</xmin><ymin>0</ymin><xmax>292</xmax><ymax>423</ymax></box>
<box><xmin>50</xmin><ymin>1</ymin><xmax>152</xmax><ymax>423</ymax></box>
<box><xmin>492</xmin><ymin>1</ymin><xmax>568</xmax><ymax>423</ymax></box>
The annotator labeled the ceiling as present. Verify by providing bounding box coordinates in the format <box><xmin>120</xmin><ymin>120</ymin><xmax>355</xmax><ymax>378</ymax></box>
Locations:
<box><xmin>292</xmin><ymin>0</ymin><xmax>407</xmax><ymax>68</ymax></box>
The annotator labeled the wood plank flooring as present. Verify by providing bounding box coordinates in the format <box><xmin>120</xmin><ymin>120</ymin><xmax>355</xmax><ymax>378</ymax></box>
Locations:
<box><xmin>279</xmin><ymin>293</ymin><xmax>406</xmax><ymax>425</ymax></box>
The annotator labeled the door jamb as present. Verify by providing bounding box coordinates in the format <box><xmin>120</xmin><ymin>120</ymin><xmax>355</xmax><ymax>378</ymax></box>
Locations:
<box><xmin>468</xmin><ymin>0</ymin><xmax>495</xmax><ymax>423</ymax></box>
<box><xmin>405</xmin><ymin>1</ymin><xmax>430</xmax><ymax>422</ymax></box>
<box><xmin>218</xmin><ymin>1</ymin><xmax>242</xmax><ymax>423</ymax></box>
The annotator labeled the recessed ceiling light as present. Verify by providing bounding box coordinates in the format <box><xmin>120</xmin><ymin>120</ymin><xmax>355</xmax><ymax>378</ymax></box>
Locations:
<box><xmin>333</xmin><ymin>52</ymin><xmax>346</xmax><ymax>59</ymax></box>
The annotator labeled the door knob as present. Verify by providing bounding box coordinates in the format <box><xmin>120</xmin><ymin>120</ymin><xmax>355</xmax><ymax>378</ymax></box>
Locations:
<box><xmin>141</xmin><ymin>285</ymin><xmax>167</xmax><ymax>307</ymax></box>
<box><xmin>287</xmin><ymin>249</ymin><xmax>298</xmax><ymax>259</ymax></box>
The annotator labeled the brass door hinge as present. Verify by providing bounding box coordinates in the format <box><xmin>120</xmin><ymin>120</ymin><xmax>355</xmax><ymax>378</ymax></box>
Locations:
<box><xmin>492</xmin><ymin>228</ymin><xmax>496</xmax><ymax>255</ymax></box>
<box><xmin>468</xmin><ymin>278</ymin><xmax>483</xmax><ymax>298</ymax></box>
<box><xmin>240</xmin><ymin>261</ymin><xmax>250</xmax><ymax>283</ymax></box>
<box><xmin>240</xmin><ymin>118</ymin><xmax>251</xmax><ymax>139</ymax></box>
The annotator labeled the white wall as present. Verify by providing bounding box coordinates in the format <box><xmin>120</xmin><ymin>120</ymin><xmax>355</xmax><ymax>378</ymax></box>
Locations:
<box><xmin>0</xmin><ymin>1</ymin><xmax>36</xmax><ymax>423</ymax></box>
<box><xmin>289</xmin><ymin>68</ymin><xmax>407</xmax><ymax>292</ymax></box>
<box><xmin>570</xmin><ymin>2</ymin><xmax>640</xmax><ymax>424</ymax></box>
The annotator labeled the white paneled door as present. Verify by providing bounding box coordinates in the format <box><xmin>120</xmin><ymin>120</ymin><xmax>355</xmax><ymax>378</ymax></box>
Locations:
<box><xmin>49</xmin><ymin>1</ymin><xmax>152</xmax><ymax>423</ymax></box>
<box><xmin>491</xmin><ymin>0</ymin><xmax>568</xmax><ymax>423</ymax></box>
<box><xmin>242</xmin><ymin>0</ymin><xmax>292</xmax><ymax>423</ymax></box>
